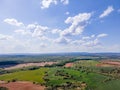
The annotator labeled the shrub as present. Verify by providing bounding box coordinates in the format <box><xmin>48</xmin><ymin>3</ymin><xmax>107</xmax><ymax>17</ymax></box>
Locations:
<box><xmin>0</xmin><ymin>87</ymin><xmax>8</xmax><ymax>90</ymax></box>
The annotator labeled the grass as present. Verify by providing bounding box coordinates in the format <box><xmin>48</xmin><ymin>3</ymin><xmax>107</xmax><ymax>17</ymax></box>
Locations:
<box><xmin>0</xmin><ymin>68</ymin><xmax>48</xmax><ymax>84</ymax></box>
<box><xmin>45</xmin><ymin>67</ymin><xmax>107</xmax><ymax>89</ymax></box>
<box><xmin>74</xmin><ymin>60</ymin><xmax>99</xmax><ymax>67</ymax></box>
<box><xmin>0</xmin><ymin>60</ymin><xmax>120</xmax><ymax>90</ymax></box>
<box><xmin>96</xmin><ymin>79</ymin><xmax>120</xmax><ymax>90</ymax></box>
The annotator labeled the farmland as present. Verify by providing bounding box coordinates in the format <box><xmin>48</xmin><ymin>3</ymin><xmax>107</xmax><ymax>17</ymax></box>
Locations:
<box><xmin>0</xmin><ymin>53</ymin><xmax>120</xmax><ymax>90</ymax></box>
<box><xmin>0</xmin><ymin>81</ymin><xmax>45</xmax><ymax>90</ymax></box>
<box><xmin>0</xmin><ymin>68</ymin><xmax>48</xmax><ymax>84</ymax></box>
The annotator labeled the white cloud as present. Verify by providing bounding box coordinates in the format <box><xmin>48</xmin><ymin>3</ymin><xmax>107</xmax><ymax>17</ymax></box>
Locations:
<box><xmin>41</xmin><ymin>0</ymin><xmax>57</xmax><ymax>9</ymax></box>
<box><xmin>97</xmin><ymin>33</ymin><xmax>108</xmax><ymax>38</ymax></box>
<box><xmin>32</xmin><ymin>25</ymin><xmax>48</xmax><ymax>37</ymax></box>
<box><xmin>0</xmin><ymin>34</ymin><xmax>13</xmax><ymax>40</ymax></box>
<box><xmin>1</xmin><ymin>15</ymin><xmax>110</xmax><ymax>53</ymax></box>
<box><xmin>51</xmin><ymin>29</ymin><xmax>62</xmax><ymax>34</ymax></box>
<box><xmin>55</xmin><ymin>37</ymin><xmax>71</xmax><ymax>44</ymax></box>
<box><xmin>82</xmin><ymin>39</ymin><xmax>100</xmax><ymax>47</ymax></box>
<box><xmin>3</xmin><ymin>18</ymin><xmax>51</xmax><ymax>43</ymax></box>
<box><xmin>82</xmin><ymin>36</ymin><xmax>91</xmax><ymax>40</ymax></box>
<box><xmin>82</xmin><ymin>35</ymin><xmax>95</xmax><ymax>40</ymax></box>
<box><xmin>71</xmin><ymin>39</ymin><xmax>85</xmax><ymax>45</ymax></box>
<box><xmin>14</xmin><ymin>29</ymin><xmax>31</xmax><ymax>35</ymax></box>
<box><xmin>99</xmin><ymin>6</ymin><xmax>114</xmax><ymax>18</ymax></box>
<box><xmin>65</xmin><ymin>11</ymin><xmax>70</xmax><ymax>15</ymax></box>
<box><xmin>61</xmin><ymin>0</ymin><xmax>69</xmax><ymax>5</ymax></box>
<box><xmin>61</xmin><ymin>13</ymin><xmax>92</xmax><ymax>36</ymax></box>
<box><xmin>40</xmin><ymin>0</ymin><xmax>69</xmax><ymax>9</ymax></box>
<box><xmin>91</xmin><ymin>35</ymin><xmax>95</xmax><ymax>38</ymax></box>
<box><xmin>39</xmin><ymin>43</ymin><xmax>47</xmax><ymax>47</ymax></box>
<box><xmin>68</xmin><ymin>33</ymin><xmax>108</xmax><ymax>48</ymax></box>
<box><xmin>65</xmin><ymin>13</ymin><xmax>91</xmax><ymax>24</ymax></box>
<box><xmin>10</xmin><ymin>21</ymin><xmax>50</xmax><ymax>39</ymax></box>
<box><xmin>4</xmin><ymin>18</ymin><xmax>24</xmax><ymax>27</ymax></box>
<box><xmin>26</xmin><ymin>24</ymin><xmax>36</xmax><ymax>30</ymax></box>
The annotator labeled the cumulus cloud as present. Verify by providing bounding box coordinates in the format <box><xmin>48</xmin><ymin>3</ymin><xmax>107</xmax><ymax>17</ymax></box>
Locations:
<box><xmin>97</xmin><ymin>33</ymin><xmax>108</xmax><ymax>38</ymax></box>
<box><xmin>32</xmin><ymin>25</ymin><xmax>48</xmax><ymax>37</ymax></box>
<box><xmin>61</xmin><ymin>0</ymin><xmax>69</xmax><ymax>5</ymax></box>
<box><xmin>41</xmin><ymin>0</ymin><xmax>57</xmax><ymax>9</ymax></box>
<box><xmin>4</xmin><ymin>18</ymin><xmax>50</xmax><ymax>41</ymax></box>
<box><xmin>99</xmin><ymin>6</ymin><xmax>114</xmax><ymax>18</ymax></box>
<box><xmin>3</xmin><ymin>18</ymin><xmax>49</xmax><ymax>39</ymax></box>
<box><xmin>26</xmin><ymin>24</ymin><xmax>49</xmax><ymax>38</ymax></box>
<box><xmin>0</xmin><ymin>34</ymin><xmax>13</xmax><ymax>40</ymax></box>
<box><xmin>26</xmin><ymin>24</ymin><xmax>36</xmax><ymax>30</ymax></box>
<box><xmin>65</xmin><ymin>11</ymin><xmax>70</xmax><ymax>15</ymax></box>
<box><xmin>82</xmin><ymin>39</ymin><xmax>100</xmax><ymax>47</ymax></box>
<box><xmin>82</xmin><ymin>35</ymin><xmax>95</xmax><ymax>40</ymax></box>
<box><xmin>4</xmin><ymin>18</ymin><xmax>24</xmax><ymax>27</ymax></box>
<box><xmin>61</xmin><ymin>13</ymin><xmax>92</xmax><ymax>36</ymax></box>
<box><xmin>40</xmin><ymin>0</ymin><xmax>69</xmax><ymax>9</ymax></box>
<box><xmin>51</xmin><ymin>29</ymin><xmax>62</xmax><ymax>34</ymax></box>
<box><xmin>14</xmin><ymin>29</ymin><xmax>31</xmax><ymax>35</ymax></box>
<box><xmin>11</xmin><ymin>22</ymin><xmax>49</xmax><ymax>39</ymax></box>
<box><xmin>55</xmin><ymin>37</ymin><xmax>71</xmax><ymax>44</ymax></box>
<box><xmin>39</xmin><ymin>43</ymin><xmax>47</xmax><ymax>47</ymax></box>
<box><xmin>2</xmin><ymin>14</ymin><xmax>109</xmax><ymax>53</ymax></box>
<box><xmin>54</xmin><ymin>12</ymin><xmax>93</xmax><ymax>45</ymax></box>
<box><xmin>65</xmin><ymin>33</ymin><xmax>108</xmax><ymax>48</ymax></box>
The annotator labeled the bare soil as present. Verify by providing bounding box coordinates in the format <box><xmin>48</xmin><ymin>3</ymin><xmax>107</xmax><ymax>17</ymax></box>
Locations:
<box><xmin>96</xmin><ymin>61</ymin><xmax>120</xmax><ymax>67</ymax></box>
<box><xmin>4</xmin><ymin>62</ymin><xmax>57</xmax><ymax>70</ymax></box>
<box><xmin>0</xmin><ymin>81</ymin><xmax>45</xmax><ymax>90</ymax></box>
<box><xmin>64</xmin><ymin>63</ymin><xmax>74</xmax><ymax>67</ymax></box>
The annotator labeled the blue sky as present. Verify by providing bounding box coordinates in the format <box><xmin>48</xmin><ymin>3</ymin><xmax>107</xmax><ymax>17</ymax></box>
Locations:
<box><xmin>0</xmin><ymin>0</ymin><xmax>120</xmax><ymax>53</ymax></box>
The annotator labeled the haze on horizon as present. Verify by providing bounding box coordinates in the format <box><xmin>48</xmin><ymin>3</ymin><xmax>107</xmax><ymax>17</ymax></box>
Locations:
<box><xmin>0</xmin><ymin>0</ymin><xmax>120</xmax><ymax>53</ymax></box>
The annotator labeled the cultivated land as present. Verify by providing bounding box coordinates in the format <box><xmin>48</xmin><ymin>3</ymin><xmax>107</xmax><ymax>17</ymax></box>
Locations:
<box><xmin>0</xmin><ymin>81</ymin><xmax>45</xmax><ymax>90</ymax></box>
<box><xmin>0</xmin><ymin>53</ymin><xmax>120</xmax><ymax>90</ymax></box>
<box><xmin>4</xmin><ymin>62</ymin><xmax>57</xmax><ymax>70</ymax></box>
<box><xmin>0</xmin><ymin>68</ymin><xmax>48</xmax><ymax>83</ymax></box>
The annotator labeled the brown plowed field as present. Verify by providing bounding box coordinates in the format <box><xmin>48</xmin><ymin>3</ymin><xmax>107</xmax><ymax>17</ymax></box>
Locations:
<box><xmin>4</xmin><ymin>62</ymin><xmax>57</xmax><ymax>70</ymax></box>
<box><xmin>0</xmin><ymin>81</ymin><xmax>45</xmax><ymax>90</ymax></box>
<box><xmin>96</xmin><ymin>61</ymin><xmax>120</xmax><ymax>67</ymax></box>
<box><xmin>64</xmin><ymin>63</ymin><xmax>73</xmax><ymax>67</ymax></box>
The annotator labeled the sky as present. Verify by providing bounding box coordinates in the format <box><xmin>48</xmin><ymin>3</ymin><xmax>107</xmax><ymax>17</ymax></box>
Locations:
<box><xmin>0</xmin><ymin>0</ymin><xmax>120</xmax><ymax>53</ymax></box>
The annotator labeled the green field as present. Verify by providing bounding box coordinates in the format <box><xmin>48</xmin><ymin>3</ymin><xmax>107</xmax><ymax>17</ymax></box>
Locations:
<box><xmin>0</xmin><ymin>68</ymin><xmax>48</xmax><ymax>84</ymax></box>
<box><xmin>44</xmin><ymin>67</ymin><xmax>108</xmax><ymax>89</ymax></box>
<box><xmin>0</xmin><ymin>59</ymin><xmax>120</xmax><ymax>90</ymax></box>
<box><xmin>74</xmin><ymin>60</ymin><xmax>99</xmax><ymax>67</ymax></box>
<box><xmin>96</xmin><ymin>79</ymin><xmax>120</xmax><ymax>90</ymax></box>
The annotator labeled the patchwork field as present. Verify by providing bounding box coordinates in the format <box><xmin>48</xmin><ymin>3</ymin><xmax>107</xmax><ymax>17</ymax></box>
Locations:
<box><xmin>0</xmin><ymin>54</ymin><xmax>120</xmax><ymax>90</ymax></box>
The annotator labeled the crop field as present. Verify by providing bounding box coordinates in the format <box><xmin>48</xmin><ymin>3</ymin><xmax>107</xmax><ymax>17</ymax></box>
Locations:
<box><xmin>74</xmin><ymin>60</ymin><xmax>99</xmax><ymax>67</ymax></box>
<box><xmin>0</xmin><ymin>68</ymin><xmax>48</xmax><ymax>84</ymax></box>
<box><xmin>96</xmin><ymin>79</ymin><xmax>120</xmax><ymax>90</ymax></box>
<box><xmin>44</xmin><ymin>67</ymin><xmax>109</xmax><ymax>89</ymax></box>
<box><xmin>0</xmin><ymin>53</ymin><xmax>120</xmax><ymax>90</ymax></box>
<box><xmin>0</xmin><ymin>81</ymin><xmax>45</xmax><ymax>90</ymax></box>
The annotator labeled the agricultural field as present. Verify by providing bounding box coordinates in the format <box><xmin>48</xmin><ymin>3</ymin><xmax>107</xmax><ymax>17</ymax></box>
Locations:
<box><xmin>0</xmin><ymin>68</ymin><xmax>48</xmax><ymax>84</ymax></box>
<box><xmin>44</xmin><ymin>67</ymin><xmax>108</xmax><ymax>90</ymax></box>
<box><xmin>0</xmin><ymin>53</ymin><xmax>120</xmax><ymax>90</ymax></box>
<box><xmin>0</xmin><ymin>81</ymin><xmax>45</xmax><ymax>90</ymax></box>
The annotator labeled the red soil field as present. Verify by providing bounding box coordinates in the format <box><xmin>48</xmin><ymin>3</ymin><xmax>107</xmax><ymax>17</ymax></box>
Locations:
<box><xmin>4</xmin><ymin>62</ymin><xmax>57</xmax><ymax>70</ymax></box>
<box><xmin>0</xmin><ymin>81</ymin><xmax>45</xmax><ymax>90</ymax></box>
<box><xmin>96</xmin><ymin>61</ymin><xmax>120</xmax><ymax>67</ymax></box>
<box><xmin>65</xmin><ymin>63</ymin><xmax>73</xmax><ymax>67</ymax></box>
